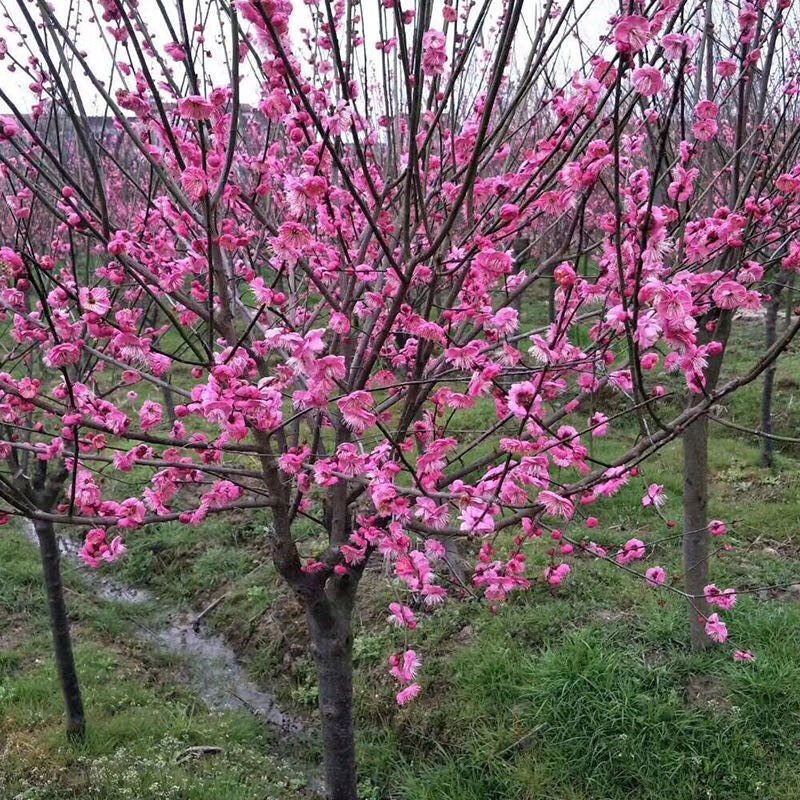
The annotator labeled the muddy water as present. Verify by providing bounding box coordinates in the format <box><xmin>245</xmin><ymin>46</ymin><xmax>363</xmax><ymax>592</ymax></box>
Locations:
<box><xmin>24</xmin><ymin>522</ymin><xmax>304</xmax><ymax>736</ymax></box>
<box><xmin>154</xmin><ymin>616</ymin><xmax>302</xmax><ymax>734</ymax></box>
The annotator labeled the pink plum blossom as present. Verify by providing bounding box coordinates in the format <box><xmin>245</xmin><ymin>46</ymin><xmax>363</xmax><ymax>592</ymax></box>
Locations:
<box><xmin>614</xmin><ymin>15</ymin><xmax>650</xmax><ymax>53</ymax></box>
<box><xmin>708</xmin><ymin>520</ymin><xmax>727</xmax><ymax>537</ymax></box>
<box><xmin>396</xmin><ymin>683</ymin><xmax>421</xmax><ymax>705</ymax></box>
<box><xmin>544</xmin><ymin>563</ymin><xmax>571</xmax><ymax>586</ymax></box>
<box><xmin>642</xmin><ymin>484</ymin><xmax>666</xmax><ymax>509</ymax></box>
<box><xmin>177</xmin><ymin>95</ymin><xmax>214</xmax><ymax>120</ymax></box>
<box><xmin>390</xmin><ymin>650</ymin><xmax>421</xmax><ymax>683</ymax></box>
<box><xmin>704</xmin><ymin>584</ymin><xmax>737</xmax><ymax>610</ymax></box>
<box><xmin>632</xmin><ymin>66</ymin><xmax>663</xmax><ymax>97</ymax></box>
<box><xmin>645</xmin><ymin>566</ymin><xmax>666</xmax><ymax>587</ymax></box>
<box><xmin>79</xmin><ymin>528</ymin><xmax>126</xmax><ymax>568</ymax></box>
<box><xmin>387</xmin><ymin>603</ymin><xmax>417</xmax><ymax>629</ymax></box>
<box><xmin>617</xmin><ymin>539</ymin><xmax>646</xmax><ymax>566</ymax></box>
<box><xmin>704</xmin><ymin>613</ymin><xmax>728</xmax><ymax>644</ymax></box>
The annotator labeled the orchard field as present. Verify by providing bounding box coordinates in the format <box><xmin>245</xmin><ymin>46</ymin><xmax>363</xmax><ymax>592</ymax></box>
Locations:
<box><xmin>3</xmin><ymin>0</ymin><xmax>800</xmax><ymax>798</ymax></box>
<box><xmin>3</xmin><ymin>315</ymin><xmax>800</xmax><ymax>800</ymax></box>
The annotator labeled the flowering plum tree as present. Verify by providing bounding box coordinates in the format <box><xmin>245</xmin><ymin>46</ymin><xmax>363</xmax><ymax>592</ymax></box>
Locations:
<box><xmin>1</xmin><ymin>0</ymin><xmax>800</xmax><ymax>794</ymax></box>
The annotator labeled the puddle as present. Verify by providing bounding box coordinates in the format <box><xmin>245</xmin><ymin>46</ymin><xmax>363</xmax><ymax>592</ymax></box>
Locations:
<box><xmin>154</xmin><ymin>616</ymin><xmax>302</xmax><ymax>733</ymax></box>
<box><xmin>23</xmin><ymin>522</ymin><xmax>304</xmax><ymax>736</ymax></box>
<box><xmin>51</xmin><ymin>531</ymin><xmax>154</xmax><ymax>605</ymax></box>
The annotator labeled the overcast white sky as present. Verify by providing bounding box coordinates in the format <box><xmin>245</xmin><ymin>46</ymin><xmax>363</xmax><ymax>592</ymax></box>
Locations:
<box><xmin>0</xmin><ymin>0</ymin><xmax>616</xmax><ymax>115</ymax></box>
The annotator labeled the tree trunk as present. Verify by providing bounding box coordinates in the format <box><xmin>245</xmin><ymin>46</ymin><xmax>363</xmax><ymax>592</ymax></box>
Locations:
<box><xmin>511</xmin><ymin>237</ymin><xmax>529</xmax><ymax>314</ymax></box>
<box><xmin>34</xmin><ymin>519</ymin><xmax>86</xmax><ymax>741</ymax></box>
<box><xmin>681</xmin><ymin>309</ymin><xmax>731</xmax><ymax>651</ymax></box>
<box><xmin>785</xmin><ymin>273</ymin><xmax>795</xmax><ymax>329</ymax></box>
<box><xmin>307</xmin><ymin>592</ymin><xmax>357</xmax><ymax>800</ymax></box>
<box><xmin>682</xmin><ymin>416</ymin><xmax>712</xmax><ymax>650</ymax></box>
<box><xmin>761</xmin><ymin>288</ymin><xmax>780</xmax><ymax>467</ymax></box>
<box><xmin>443</xmin><ymin>536</ymin><xmax>467</xmax><ymax>587</ymax></box>
<box><xmin>547</xmin><ymin>262</ymin><xmax>556</xmax><ymax>324</ymax></box>
<box><xmin>161</xmin><ymin>381</ymin><xmax>177</xmax><ymax>427</ymax></box>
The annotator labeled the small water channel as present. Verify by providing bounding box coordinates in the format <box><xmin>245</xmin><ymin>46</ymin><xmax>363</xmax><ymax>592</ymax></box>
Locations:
<box><xmin>25</xmin><ymin>522</ymin><xmax>305</xmax><ymax>737</ymax></box>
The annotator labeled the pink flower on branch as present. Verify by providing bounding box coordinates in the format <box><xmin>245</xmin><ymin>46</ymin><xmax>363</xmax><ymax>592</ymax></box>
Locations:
<box><xmin>336</xmin><ymin>391</ymin><xmax>377</xmax><ymax>435</ymax></box>
<box><xmin>645</xmin><ymin>566</ymin><xmax>666</xmax><ymax>587</ymax></box>
<box><xmin>396</xmin><ymin>683</ymin><xmax>421</xmax><ymax>705</ymax></box>
<box><xmin>387</xmin><ymin>603</ymin><xmax>417</xmax><ymax>629</ymax></box>
<box><xmin>708</xmin><ymin>520</ymin><xmax>727</xmax><ymax>537</ymax></box>
<box><xmin>164</xmin><ymin>42</ymin><xmax>186</xmax><ymax>61</ymax></box>
<box><xmin>704</xmin><ymin>613</ymin><xmax>728</xmax><ymax>644</ymax></box>
<box><xmin>632</xmin><ymin>66</ymin><xmax>663</xmax><ymax>97</ymax></box>
<box><xmin>138</xmin><ymin>400</ymin><xmax>163</xmax><ymax>432</ymax></box>
<box><xmin>642</xmin><ymin>484</ymin><xmax>666</xmax><ymax>509</ymax></box>
<box><xmin>43</xmin><ymin>342</ymin><xmax>83</xmax><ymax>368</ymax></box>
<box><xmin>537</xmin><ymin>490</ymin><xmax>574</xmax><ymax>520</ymax></box>
<box><xmin>181</xmin><ymin>166</ymin><xmax>209</xmax><ymax>202</ymax></box>
<box><xmin>79</xmin><ymin>528</ymin><xmax>126</xmax><ymax>568</ymax></box>
<box><xmin>617</xmin><ymin>539</ymin><xmax>646</xmax><ymax>566</ymax></box>
<box><xmin>544</xmin><ymin>563</ymin><xmax>570</xmax><ymax>587</ymax></box>
<box><xmin>704</xmin><ymin>584</ymin><xmax>737</xmax><ymax>610</ymax></box>
<box><xmin>177</xmin><ymin>94</ymin><xmax>214</xmax><ymax>120</ymax></box>
<box><xmin>422</xmin><ymin>30</ymin><xmax>447</xmax><ymax>75</ymax></box>
<box><xmin>390</xmin><ymin>650</ymin><xmax>421</xmax><ymax>684</ymax></box>
<box><xmin>614</xmin><ymin>15</ymin><xmax>650</xmax><ymax>53</ymax></box>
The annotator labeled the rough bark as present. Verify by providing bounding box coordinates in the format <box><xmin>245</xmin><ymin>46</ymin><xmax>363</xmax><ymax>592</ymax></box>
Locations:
<box><xmin>681</xmin><ymin>310</ymin><xmax>731</xmax><ymax>651</ymax></box>
<box><xmin>263</xmin><ymin>453</ymin><xmax>360</xmax><ymax>798</ymax></box>
<box><xmin>547</xmin><ymin>262</ymin><xmax>556</xmax><ymax>324</ymax></box>
<box><xmin>34</xmin><ymin>519</ymin><xmax>86</xmax><ymax>741</ymax></box>
<box><xmin>161</xmin><ymin>381</ymin><xmax>178</xmax><ymax>427</ymax></box>
<box><xmin>682</xmin><ymin>415</ymin><xmax>712</xmax><ymax>650</ymax></box>
<box><xmin>761</xmin><ymin>288</ymin><xmax>780</xmax><ymax>467</ymax></box>
<box><xmin>307</xmin><ymin>586</ymin><xmax>358</xmax><ymax>800</ymax></box>
<box><xmin>785</xmin><ymin>274</ymin><xmax>795</xmax><ymax>328</ymax></box>
<box><xmin>511</xmin><ymin>237</ymin><xmax>529</xmax><ymax>314</ymax></box>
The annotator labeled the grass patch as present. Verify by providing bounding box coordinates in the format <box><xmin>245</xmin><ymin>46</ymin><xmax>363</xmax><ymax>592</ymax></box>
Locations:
<box><xmin>355</xmin><ymin>585</ymin><xmax>800</xmax><ymax>799</ymax></box>
<box><xmin>351</xmin><ymin>431</ymin><xmax>800</xmax><ymax>799</ymax></box>
<box><xmin>4</xmin><ymin>315</ymin><xmax>800</xmax><ymax>798</ymax></box>
<box><xmin>0</xmin><ymin>529</ymin><xmax>308</xmax><ymax>800</ymax></box>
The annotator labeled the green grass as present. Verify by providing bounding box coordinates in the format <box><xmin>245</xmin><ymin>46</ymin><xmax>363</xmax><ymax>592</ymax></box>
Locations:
<box><xmin>92</xmin><ymin>431</ymin><xmax>800</xmax><ymax>800</ymax></box>
<box><xmin>354</xmin><ymin>575</ymin><xmax>800</xmax><ymax>800</ymax></box>
<box><xmin>719</xmin><ymin>313</ymin><xmax>800</xmax><ymax>460</ymax></box>
<box><xmin>4</xmin><ymin>315</ymin><xmax>800</xmax><ymax>798</ymax></box>
<box><xmin>0</xmin><ymin>532</ymin><xmax>308</xmax><ymax>800</ymax></box>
